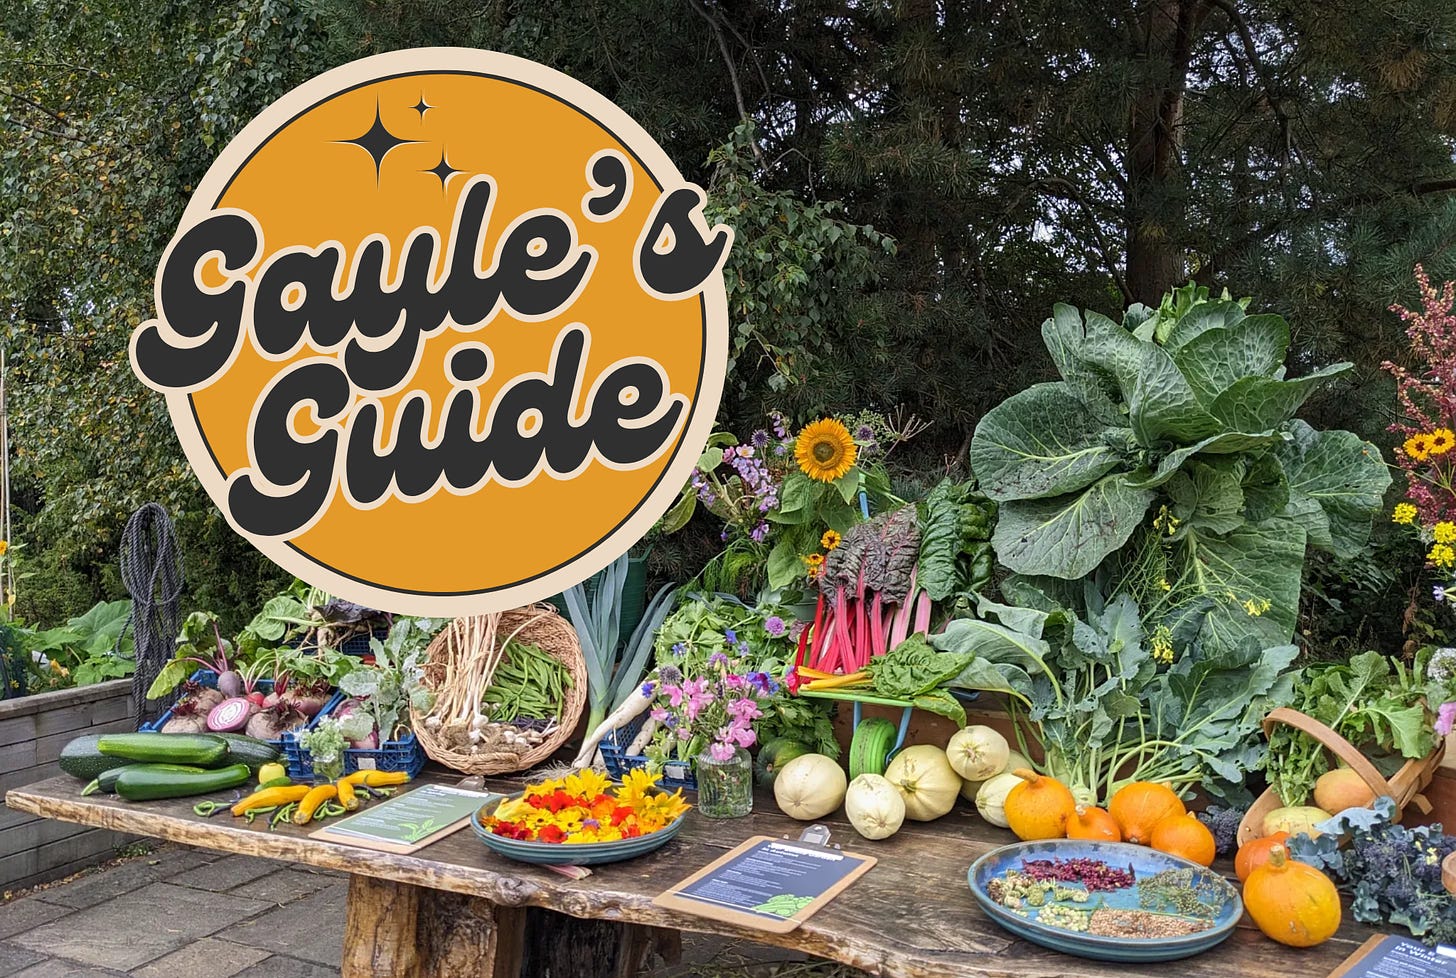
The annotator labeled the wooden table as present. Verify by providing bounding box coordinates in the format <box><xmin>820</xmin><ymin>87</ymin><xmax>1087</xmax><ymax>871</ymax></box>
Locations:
<box><xmin>7</xmin><ymin>775</ymin><xmax>1383</xmax><ymax>978</ymax></box>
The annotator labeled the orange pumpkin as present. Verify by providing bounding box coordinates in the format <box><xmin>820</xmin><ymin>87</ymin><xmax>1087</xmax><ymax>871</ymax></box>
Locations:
<box><xmin>1066</xmin><ymin>805</ymin><xmax>1122</xmax><ymax>842</ymax></box>
<box><xmin>1108</xmin><ymin>781</ymin><xmax>1186</xmax><ymax>844</ymax></box>
<box><xmin>1243</xmin><ymin>844</ymin><xmax>1341</xmax><ymax>947</ymax></box>
<box><xmin>1004</xmin><ymin>768</ymin><xmax>1076</xmax><ymax>841</ymax></box>
<box><xmin>1235</xmin><ymin>832</ymin><xmax>1290</xmax><ymax>883</ymax></box>
<box><xmin>1149</xmin><ymin>811</ymin><xmax>1216</xmax><ymax>867</ymax></box>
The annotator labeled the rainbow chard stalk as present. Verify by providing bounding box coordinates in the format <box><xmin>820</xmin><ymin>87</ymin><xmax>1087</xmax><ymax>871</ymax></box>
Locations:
<box><xmin>804</xmin><ymin>506</ymin><xmax>921</xmax><ymax>675</ymax></box>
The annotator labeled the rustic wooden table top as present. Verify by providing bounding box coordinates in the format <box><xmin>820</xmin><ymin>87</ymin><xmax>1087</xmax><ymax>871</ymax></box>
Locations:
<box><xmin>6</xmin><ymin>774</ymin><xmax>1384</xmax><ymax>978</ymax></box>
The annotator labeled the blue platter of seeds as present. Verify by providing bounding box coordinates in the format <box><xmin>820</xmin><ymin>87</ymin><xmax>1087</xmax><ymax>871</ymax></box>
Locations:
<box><xmin>968</xmin><ymin>839</ymin><xmax>1243</xmax><ymax>962</ymax></box>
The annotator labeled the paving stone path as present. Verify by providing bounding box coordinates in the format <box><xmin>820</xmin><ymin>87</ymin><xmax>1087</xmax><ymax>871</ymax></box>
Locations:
<box><xmin>0</xmin><ymin>842</ymin><xmax>817</xmax><ymax>978</ymax></box>
<box><xmin>0</xmin><ymin>845</ymin><xmax>349</xmax><ymax>978</ymax></box>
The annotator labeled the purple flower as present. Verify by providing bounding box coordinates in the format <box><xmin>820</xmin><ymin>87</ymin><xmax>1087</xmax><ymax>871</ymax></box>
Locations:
<box><xmin>770</xmin><ymin>411</ymin><xmax>789</xmax><ymax>440</ymax></box>
<box><xmin>640</xmin><ymin>681</ymin><xmax>655</xmax><ymax>697</ymax></box>
<box><xmin>658</xmin><ymin>664</ymin><xmax>683</xmax><ymax>684</ymax></box>
<box><xmin>750</xmin><ymin>522</ymin><xmax>769</xmax><ymax>542</ymax></box>
<box><xmin>707</xmin><ymin>651</ymin><xmax>728</xmax><ymax>667</ymax></box>
<box><xmin>751</xmin><ymin>429</ymin><xmax>770</xmax><ymax>448</ymax></box>
<box><xmin>1437</xmin><ymin>585</ymin><xmax>1448</xmax><ymax>603</ymax></box>
<box><xmin>855</xmin><ymin>423</ymin><xmax>876</xmax><ymax>442</ymax></box>
<box><xmin>671</xmin><ymin>642</ymin><xmax>686</xmax><ymax>657</ymax></box>
<box><xmin>764</xmin><ymin>616</ymin><xmax>786</xmax><ymax>637</ymax></box>
<box><xmin>746</xmin><ymin>671</ymin><xmax>773</xmax><ymax>694</ymax></box>
<box><xmin>1439</xmin><ymin>701</ymin><xmax>1456</xmax><ymax>737</ymax></box>
<box><xmin>708</xmin><ymin>741</ymin><xmax>736</xmax><ymax>761</ymax></box>
<box><xmin>724</xmin><ymin>629</ymin><xmax>737</xmax><ymax>643</ymax></box>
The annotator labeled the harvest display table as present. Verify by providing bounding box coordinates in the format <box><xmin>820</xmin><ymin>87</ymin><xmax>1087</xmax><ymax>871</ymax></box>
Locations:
<box><xmin>7</xmin><ymin>775</ymin><xmax>1381</xmax><ymax>978</ymax></box>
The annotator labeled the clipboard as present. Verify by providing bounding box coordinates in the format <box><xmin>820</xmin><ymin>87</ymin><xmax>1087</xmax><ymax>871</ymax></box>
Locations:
<box><xmin>1326</xmin><ymin>934</ymin><xmax>1456</xmax><ymax>978</ymax></box>
<box><xmin>309</xmin><ymin>783</ymin><xmax>500</xmax><ymax>855</ymax></box>
<box><xmin>653</xmin><ymin>833</ymin><xmax>876</xmax><ymax>934</ymax></box>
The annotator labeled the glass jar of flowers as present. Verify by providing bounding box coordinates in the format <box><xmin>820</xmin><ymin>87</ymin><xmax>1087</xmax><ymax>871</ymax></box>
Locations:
<box><xmin>644</xmin><ymin>643</ymin><xmax>774</xmax><ymax>818</ymax></box>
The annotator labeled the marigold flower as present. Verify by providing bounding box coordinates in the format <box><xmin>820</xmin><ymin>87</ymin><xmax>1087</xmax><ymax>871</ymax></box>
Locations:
<box><xmin>821</xmin><ymin>529</ymin><xmax>842</xmax><ymax>550</ymax></box>
<box><xmin>1393</xmin><ymin>502</ymin><xmax>1419</xmax><ymax>525</ymax></box>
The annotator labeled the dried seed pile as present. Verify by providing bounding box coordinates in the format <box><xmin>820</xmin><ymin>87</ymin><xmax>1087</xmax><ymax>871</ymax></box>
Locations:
<box><xmin>1087</xmin><ymin>908</ymin><xmax>1213</xmax><ymax>938</ymax></box>
<box><xmin>1019</xmin><ymin>857</ymin><xmax>1136</xmax><ymax>892</ymax></box>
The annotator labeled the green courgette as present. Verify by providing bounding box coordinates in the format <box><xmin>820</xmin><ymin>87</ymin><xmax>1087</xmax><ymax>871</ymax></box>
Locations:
<box><xmin>59</xmin><ymin>735</ymin><xmax>134</xmax><ymax>782</ymax></box>
<box><xmin>82</xmin><ymin>763</ymin><xmax>208</xmax><ymax>797</ymax></box>
<box><xmin>211</xmin><ymin>733</ymin><xmax>282</xmax><ymax>771</ymax></box>
<box><xmin>114</xmin><ymin>763</ymin><xmax>251</xmax><ymax>802</ymax></box>
<box><xmin>96</xmin><ymin>733</ymin><xmax>228</xmax><ymax>766</ymax></box>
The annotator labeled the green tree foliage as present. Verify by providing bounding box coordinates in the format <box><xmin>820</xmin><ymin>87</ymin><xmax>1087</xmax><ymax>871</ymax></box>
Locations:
<box><xmin>5</xmin><ymin>0</ymin><xmax>1456</xmax><ymax>626</ymax></box>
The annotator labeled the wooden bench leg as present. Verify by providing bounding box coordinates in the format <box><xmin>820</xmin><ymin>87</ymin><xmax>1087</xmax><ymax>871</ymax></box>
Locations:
<box><xmin>341</xmin><ymin>876</ymin><xmax>526</xmax><ymax>978</ymax></box>
<box><xmin>342</xmin><ymin>875</ymin><xmax>421</xmax><ymax>978</ymax></box>
<box><xmin>519</xmin><ymin>909</ymin><xmax>676</xmax><ymax>978</ymax></box>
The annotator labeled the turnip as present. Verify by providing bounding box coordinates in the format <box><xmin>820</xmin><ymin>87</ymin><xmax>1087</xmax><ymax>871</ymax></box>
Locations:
<box><xmin>349</xmin><ymin>728</ymin><xmax>380</xmax><ymax>750</ymax></box>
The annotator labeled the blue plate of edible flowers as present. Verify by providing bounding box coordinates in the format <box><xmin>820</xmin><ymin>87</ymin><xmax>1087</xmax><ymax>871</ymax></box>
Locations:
<box><xmin>968</xmin><ymin>839</ymin><xmax>1243</xmax><ymax>962</ymax></box>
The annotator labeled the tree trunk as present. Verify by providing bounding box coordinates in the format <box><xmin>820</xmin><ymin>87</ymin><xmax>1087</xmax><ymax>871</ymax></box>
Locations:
<box><xmin>1125</xmin><ymin>1</ymin><xmax>1206</xmax><ymax>304</ymax></box>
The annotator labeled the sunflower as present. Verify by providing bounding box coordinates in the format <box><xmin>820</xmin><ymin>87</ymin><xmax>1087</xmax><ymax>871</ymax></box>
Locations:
<box><xmin>1406</xmin><ymin>433</ymin><xmax>1436</xmax><ymax>461</ymax></box>
<box><xmin>794</xmin><ymin>419</ymin><xmax>857</xmax><ymax>482</ymax></box>
<box><xmin>821</xmin><ymin>529</ymin><xmax>842</xmax><ymax>550</ymax></box>
<box><xmin>1433</xmin><ymin>428</ymin><xmax>1456</xmax><ymax>455</ymax></box>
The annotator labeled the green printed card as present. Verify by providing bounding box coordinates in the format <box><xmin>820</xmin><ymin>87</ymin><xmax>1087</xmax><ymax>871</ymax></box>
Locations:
<box><xmin>310</xmin><ymin>784</ymin><xmax>500</xmax><ymax>853</ymax></box>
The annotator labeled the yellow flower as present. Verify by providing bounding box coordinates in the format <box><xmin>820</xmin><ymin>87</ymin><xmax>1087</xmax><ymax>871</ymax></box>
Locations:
<box><xmin>1242</xmin><ymin>597</ymin><xmax>1272</xmax><ymax>617</ymax></box>
<box><xmin>802</xmin><ymin>553</ymin><xmax>825</xmax><ymax>569</ymax></box>
<box><xmin>821</xmin><ymin>529</ymin><xmax>842</xmax><ymax>551</ymax></box>
<box><xmin>563</xmin><ymin>768</ymin><xmax>611</xmax><ymax>800</ymax></box>
<box><xmin>1158</xmin><ymin>578</ymin><xmax>1172</xmax><ymax>592</ymax></box>
<box><xmin>1151</xmin><ymin>626</ymin><xmax>1175</xmax><ymax>664</ymax></box>
<box><xmin>636</xmin><ymin>789</ymin><xmax>692</xmax><ymax>830</ymax></box>
<box><xmin>1432</xmin><ymin>428</ymin><xmax>1456</xmax><ymax>455</ymax></box>
<box><xmin>0</xmin><ymin>540</ymin><xmax>9</xmax><ymax>556</ymax></box>
<box><xmin>1406</xmin><ymin>433</ymin><xmax>1436</xmax><ymax>461</ymax></box>
<box><xmin>617</xmin><ymin>768</ymin><xmax>658</xmax><ymax>807</ymax></box>
<box><xmin>794</xmin><ymin>419</ymin><xmax>857</xmax><ymax>482</ymax></box>
<box><xmin>1393</xmin><ymin>502</ymin><xmax>1419</xmax><ymax>525</ymax></box>
<box><xmin>1437</xmin><ymin>522</ymin><xmax>1456</xmax><ymax>544</ymax></box>
<box><xmin>1430</xmin><ymin>543</ymin><xmax>1456</xmax><ymax>568</ymax></box>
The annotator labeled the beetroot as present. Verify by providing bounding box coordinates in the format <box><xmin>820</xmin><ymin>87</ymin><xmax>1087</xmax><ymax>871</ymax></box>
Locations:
<box><xmin>246</xmin><ymin>690</ymin><xmax>267</xmax><ymax>707</ymax></box>
<box><xmin>246</xmin><ymin>704</ymin><xmax>307</xmax><ymax>741</ymax></box>
<box><xmin>216</xmin><ymin>670</ymin><xmax>244</xmax><ymax>698</ymax></box>
<box><xmin>161</xmin><ymin>699</ymin><xmax>208</xmax><ymax>734</ymax></box>
<box><xmin>207</xmin><ymin>697</ymin><xmax>253</xmax><ymax>732</ymax></box>
<box><xmin>281</xmin><ymin>680</ymin><xmax>331</xmax><ymax>717</ymax></box>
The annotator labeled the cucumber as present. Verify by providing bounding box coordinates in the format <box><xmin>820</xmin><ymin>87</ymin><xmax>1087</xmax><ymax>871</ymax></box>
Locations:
<box><xmin>97</xmin><ymin>733</ymin><xmax>228</xmax><ymax>766</ymax></box>
<box><xmin>59</xmin><ymin>735</ymin><xmax>135</xmax><ymax>782</ymax></box>
<box><xmin>115</xmin><ymin>763</ymin><xmax>251</xmax><ymax>802</ymax></box>
<box><xmin>83</xmin><ymin>763</ymin><xmax>207</xmax><ymax>796</ymax></box>
<box><xmin>211</xmin><ymin>733</ymin><xmax>282</xmax><ymax>771</ymax></box>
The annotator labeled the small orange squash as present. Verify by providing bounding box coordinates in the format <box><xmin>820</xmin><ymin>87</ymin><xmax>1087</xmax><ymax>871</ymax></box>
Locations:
<box><xmin>1004</xmin><ymin>768</ymin><xmax>1076</xmax><ymax>841</ymax></box>
<box><xmin>1108</xmin><ymin>781</ymin><xmax>1186</xmax><ymax>844</ymax></box>
<box><xmin>1066</xmin><ymin>805</ymin><xmax>1121</xmax><ymax>842</ymax></box>
<box><xmin>1243</xmin><ymin>844</ymin><xmax>1341</xmax><ymax>947</ymax></box>
<box><xmin>1149</xmin><ymin>811</ymin><xmax>1216</xmax><ymax>867</ymax></box>
<box><xmin>1235</xmin><ymin>832</ymin><xmax>1290</xmax><ymax>883</ymax></box>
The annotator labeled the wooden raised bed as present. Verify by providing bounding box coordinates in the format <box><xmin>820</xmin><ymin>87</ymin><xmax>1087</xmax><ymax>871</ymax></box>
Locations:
<box><xmin>0</xmin><ymin>679</ymin><xmax>138</xmax><ymax>889</ymax></box>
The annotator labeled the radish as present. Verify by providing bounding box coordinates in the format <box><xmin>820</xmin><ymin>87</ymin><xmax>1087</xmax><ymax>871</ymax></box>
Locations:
<box><xmin>207</xmin><ymin>697</ymin><xmax>253</xmax><ymax>732</ymax></box>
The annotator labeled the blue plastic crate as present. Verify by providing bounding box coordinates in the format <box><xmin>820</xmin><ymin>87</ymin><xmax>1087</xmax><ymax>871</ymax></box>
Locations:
<box><xmin>140</xmin><ymin>669</ymin><xmax>338</xmax><ymax>781</ymax></box>
<box><xmin>282</xmin><ymin>694</ymin><xmax>427</xmax><ymax>780</ymax></box>
<box><xmin>291</xmin><ymin>623</ymin><xmax>391</xmax><ymax>658</ymax></box>
<box><xmin>599</xmin><ymin>713</ymin><xmax>697</xmax><ymax>792</ymax></box>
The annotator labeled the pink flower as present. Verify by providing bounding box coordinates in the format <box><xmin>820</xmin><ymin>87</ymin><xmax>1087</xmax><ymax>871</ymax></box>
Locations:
<box><xmin>724</xmin><ymin>674</ymin><xmax>746</xmax><ymax>690</ymax></box>
<box><xmin>727</xmin><ymin>698</ymin><xmax>761</xmax><ymax>722</ymax></box>
<box><xmin>708</xmin><ymin>741</ymin><xmax>736</xmax><ymax>762</ymax></box>
<box><xmin>731</xmin><ymin>725</ymin><xmax>757</xmax><ymax>748</ymax></box>
<box><xmin>682</xmin><ymin>677</ymin><xmax>714</xmax><ymax>722</ymax></box>
<box><xmin>650</xmin><ymin>708</ymin><xmax>669</xmax><ymax>722</ymax></box>
<box><xmin>661</xmin><ymin>682</ymin><xmax>684</xmax><ymax>708</ymax></box>
<box><xmin>1437</xmin><ymin>701</ymin><xmax>1456</xmax><ymax>737</ymax></box>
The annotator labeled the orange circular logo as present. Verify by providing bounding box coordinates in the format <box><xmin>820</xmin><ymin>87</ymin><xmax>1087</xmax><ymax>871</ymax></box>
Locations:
<box><xmin>130</xmin><ymin>49</ymin><xmax>731</xmax><ymax>615</ymax></box>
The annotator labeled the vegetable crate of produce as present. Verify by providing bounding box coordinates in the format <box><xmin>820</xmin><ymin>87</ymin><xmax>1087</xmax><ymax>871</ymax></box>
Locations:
<box><xmin>598</xmin><ymin>713</ymin><xmax>698</xmax><ymax>791</ymax></box>
<box><xmin>283</xmin><ymin>726</ymin><xmax>427</xmax><ymax>780</ymax></box>
<box><xmin>411</xmin><ymin>605</ymin><xmax>587</xmax><ymax>775</ymax></box>
<box><xmin>141</xmin><ymin>669</ymin><xmax>341</xmax><ymax>781</ymax></box>
<box><xmin>1237</xmin><ymin>706</ymin><xmax>1446</xmax><ymax>846</ymax></box>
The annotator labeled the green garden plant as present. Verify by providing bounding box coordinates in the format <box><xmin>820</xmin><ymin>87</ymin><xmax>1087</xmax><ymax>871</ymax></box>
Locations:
<box><xmin>970</xmin><ymin>286</ymin><xmax>1391</xmax><ymax>656</ymax></box>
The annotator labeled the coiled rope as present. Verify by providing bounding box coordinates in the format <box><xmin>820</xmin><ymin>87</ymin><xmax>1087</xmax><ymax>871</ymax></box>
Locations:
<box><xmin>120</xmin><ymin>503</ymin><xmax>185</xmax><ymax>728</ymax></box>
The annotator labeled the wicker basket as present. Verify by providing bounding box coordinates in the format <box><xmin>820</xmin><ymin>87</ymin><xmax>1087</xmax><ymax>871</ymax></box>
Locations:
<box><xmin>1238</xmin><ymin>706</ymin><xmax>1446</xmax><ymax>846</ymax></box>
<box><xmin>411</xmin><ymin>604</ymin><xmax>586</xmax><ymax>775</ymax></box>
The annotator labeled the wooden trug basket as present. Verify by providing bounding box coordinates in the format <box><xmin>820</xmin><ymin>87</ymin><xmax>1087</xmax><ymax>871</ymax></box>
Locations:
<box><xmin>411</xmin><ymin>604</ymin><xmax>587</xmax><ymax>775</ymax></box>
<box><xmin>1237</xmin><ymin>706</ymin><xmax>1446</xmax><ymax>846</ymax></box>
